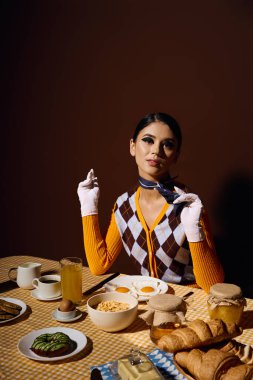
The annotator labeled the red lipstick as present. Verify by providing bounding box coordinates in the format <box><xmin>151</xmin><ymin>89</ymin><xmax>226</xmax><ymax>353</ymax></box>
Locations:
<box><xmin>147</xmin><ymin>160</ymin><xmax>160</xmax><ymax>167</ymax></box>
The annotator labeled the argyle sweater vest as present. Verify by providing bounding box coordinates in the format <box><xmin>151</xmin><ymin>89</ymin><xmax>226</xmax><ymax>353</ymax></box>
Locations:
<box><xmin>114</xmin><ymin>189</ymin><xmax>195</xmax><ymax>284</ymax></box>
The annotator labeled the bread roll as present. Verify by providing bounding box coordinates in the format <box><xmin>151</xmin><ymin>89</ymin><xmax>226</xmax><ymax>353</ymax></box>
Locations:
<box><xmin>158</xmin><ymin>319</ymin><xmax>242</xmax><ymax>353</ymax></box>
<box><xmin>175</xmin><ymin>349</ymin><xmax>248</xmax><ymax>380</ymax></box>
<box><xmin>221</xmin><ymin>364</ymin><xmax>253</xmax><ymax>380</ymax></box>
<box><xmin>186</xmin><ymin>349</ymin><xmax>203</xmax><ymax>378</ymax></box>
<box><xmin>174</xmin><ymin>351</ymin><xmax>188</xmax><ymax>368</ymax></box>
<box><xmin>219</xmin><ymin>339</ymin><xmax>253</xmax><ymax>365</ymax></box>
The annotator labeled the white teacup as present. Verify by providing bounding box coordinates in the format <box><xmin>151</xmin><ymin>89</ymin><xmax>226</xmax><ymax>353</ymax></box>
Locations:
<box><xmin>32</xmin><ymin>274</ymin><xmax>61</xmax><ymax>299</ymax></box>
<box><xmin>8</xmin><ymin>262</ymin><xmax>42</xmax><ymax>290</ymax></box>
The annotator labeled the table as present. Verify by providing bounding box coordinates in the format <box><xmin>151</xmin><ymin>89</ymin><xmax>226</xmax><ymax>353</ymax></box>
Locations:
<box><xmin>1</xmin><ymin>256</ymin><xmax>253</xmax><ymax>380</ymax></box>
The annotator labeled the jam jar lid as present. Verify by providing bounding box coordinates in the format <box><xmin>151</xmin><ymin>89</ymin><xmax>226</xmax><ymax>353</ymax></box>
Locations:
<box><xmin>209</xmin><ymin>283</ymin><xmax>243</xmax><ymax>300</ymax></box>
<box><xmin>148</xmin><ymin>294</ymin><xmax>186</xmax><ymax>312</ymax></box>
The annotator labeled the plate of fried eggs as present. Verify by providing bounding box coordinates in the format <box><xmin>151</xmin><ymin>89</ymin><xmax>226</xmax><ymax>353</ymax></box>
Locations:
<box><xmin>104</xmin><ymin>275</ymin><xmax>169</xmax><ymax>301</ymax></box>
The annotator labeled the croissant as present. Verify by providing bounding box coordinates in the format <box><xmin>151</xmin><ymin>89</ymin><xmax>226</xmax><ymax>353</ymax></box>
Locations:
<box><xmin>157</xmin><ymin>319</ymin><xmax>242</xmax><ymax>353</ymax></box>
<box><xmin>221</xmin><ymin>364</ymin><xmax>253</xmax><ymax>380</ymax></box>
<box><xmin>175</xmin><ymin>349</ymin><xmax>253</xmax><ymax>380</ymax></box>
<box><xmin>219</xmin><ymin>339</ymin><xmax>253</xmax><ymax>365</ymax></box>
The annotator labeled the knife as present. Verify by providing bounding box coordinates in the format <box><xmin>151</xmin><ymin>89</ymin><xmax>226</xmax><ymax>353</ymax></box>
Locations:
<box><xmin>182</xmin><ymin>291</ymin><xmax>194</xmax><ymax>300</ymax></box>
<box><xmin>84</xmin><ymin>272</ymin><xmax>120</xmax><ymax>296</ymax></box>
<box><xmin>90</xmin><ymin>368</ymin><xmax>103</xmax><ymax>380</ymax></box>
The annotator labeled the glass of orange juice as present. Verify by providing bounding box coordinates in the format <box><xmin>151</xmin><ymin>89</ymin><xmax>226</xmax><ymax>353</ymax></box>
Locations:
<box><xmin>60</xmin><ymin>257</ymin><xmax>83</xmax><ymax>304</ymax></box>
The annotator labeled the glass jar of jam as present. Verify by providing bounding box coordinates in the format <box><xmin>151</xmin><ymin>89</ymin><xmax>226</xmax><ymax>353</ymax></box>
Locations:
<box><xmin>207</xmin><ymin>283</ymin><xmax>246</xmax><ymax>324</ymax></box>
<box><xmin>139</xmin><ymin>294</ymin><xmax>187</xmax><ymax>345</ymax></box>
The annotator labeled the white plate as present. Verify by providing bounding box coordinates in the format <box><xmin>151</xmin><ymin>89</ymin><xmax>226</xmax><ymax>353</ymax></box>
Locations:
<box><xmin>17</xmin><ymin>327</ymin><xmax>87</xmax><ymax>362</ymax></box>
<box><xmin>51</xmin><ymin>309</ymin><xmax>83</xmax><ymax>323</ymax></box>
<box><xmin>0</xmin><ymin>297</ymin><xmax>27</xmax><ymax>324</ymax></box>
<box><xmin>31</xmin><ymin>289</ymin><xmax>62</xmax><ymax>301</ymax></box>
<box><xmin>104</xmin><ymin>275</ymin><xmax>169</xmax><ymax>301</ymax></box>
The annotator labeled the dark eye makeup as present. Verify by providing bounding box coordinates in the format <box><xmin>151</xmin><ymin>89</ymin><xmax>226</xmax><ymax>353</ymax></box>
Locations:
<box><xmin>142</xmin><ymin>137</ymin><xmax>154</xmax><ymax>144</ymax></box>
<box><xmin>142</xmin><ymin>136</ymin><xmax>175</xmax><ymax>149</ymax></box>
<box><xmin>142</xmin><ymin>136</ymin><xmax>176</xmax><ymax>150</ymax></box>
<box><xmin>163</xmin><ymin>140</ymin><xmax>175</xmax><ymax>149</ymax></box>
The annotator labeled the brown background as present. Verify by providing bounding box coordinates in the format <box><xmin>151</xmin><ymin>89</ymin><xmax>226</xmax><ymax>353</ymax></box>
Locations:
<box><xmin>1</xmin><ymin>1</ymin><xmax>253</xmax><ymax>296</ymax></box>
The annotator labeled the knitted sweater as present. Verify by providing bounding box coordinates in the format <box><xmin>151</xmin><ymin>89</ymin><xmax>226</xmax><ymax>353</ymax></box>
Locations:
<box><xmin>82</xmin><ymin>188</ymin><xmax>224</xmax><ymax>293</ymax></box>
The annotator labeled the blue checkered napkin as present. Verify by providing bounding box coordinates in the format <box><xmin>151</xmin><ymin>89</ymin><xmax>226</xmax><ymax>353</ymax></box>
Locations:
<box><xmin>90</xmin><ymin>348</ymin><xmax>187</xmax><ymax>379</ymax></box>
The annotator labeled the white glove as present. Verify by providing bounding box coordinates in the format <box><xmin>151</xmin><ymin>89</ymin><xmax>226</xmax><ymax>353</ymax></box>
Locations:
<box><xmin>173</xmin><ymin>186</ymin><xmax>204</xmax><ymax>242</ymax></box>
<box><xmin>77</xmin><ymin>169</ymin><xmax>100</xmax><ymax>217</ymax></box>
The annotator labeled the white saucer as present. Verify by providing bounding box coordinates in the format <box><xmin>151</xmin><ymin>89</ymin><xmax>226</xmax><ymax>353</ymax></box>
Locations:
<box><xmin>31</xmin><ymin>289</ymin><xmax>62</xmax><ymax>301</ymax></box>
<box><xmin>52</xmin><ymin>309</ymin><xmax>82</xmax><ymax>322</ymax></box>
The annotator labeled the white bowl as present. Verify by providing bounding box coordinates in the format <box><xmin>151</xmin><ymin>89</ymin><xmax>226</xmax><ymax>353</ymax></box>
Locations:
<box><xmin>87</xmin><ymin>292</ymin><xmax>138</xmax><ymax>332</ymax></box>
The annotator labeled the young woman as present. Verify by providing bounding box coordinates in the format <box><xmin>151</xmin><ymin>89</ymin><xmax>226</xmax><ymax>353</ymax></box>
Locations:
<box><xmin>77</xmin><ymin>113</ymin><xmax>224</xmax><ymax>292</ymax></box>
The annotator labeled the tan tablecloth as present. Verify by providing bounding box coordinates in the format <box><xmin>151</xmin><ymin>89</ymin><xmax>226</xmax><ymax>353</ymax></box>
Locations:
<box><xmin>1</xmin><ymin>256</ymin><xmax>253</xmax><ymax>379</ymax></box>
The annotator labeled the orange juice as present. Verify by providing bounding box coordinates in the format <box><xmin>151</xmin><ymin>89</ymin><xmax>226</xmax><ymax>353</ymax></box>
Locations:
<box><xmin>60</xmin><ymin>257</ymin><xmax>82</xmax><ymax>304</ymax></box>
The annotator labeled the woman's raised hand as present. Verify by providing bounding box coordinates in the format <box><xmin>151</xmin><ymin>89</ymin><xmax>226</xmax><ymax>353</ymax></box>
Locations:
<box><xmin>77</xmin><ymin>169</ymin><xmax>100</xmax><ymax>216</ymax></box>
<box><xmin>173</xmin><ymin>187</ymin><xmax>204</xmax><ymax>242</ymax></box>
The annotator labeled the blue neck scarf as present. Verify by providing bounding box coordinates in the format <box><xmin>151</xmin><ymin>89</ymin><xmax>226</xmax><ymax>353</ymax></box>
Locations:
<box><xmin>138</xmin><ymin>176</ymin><xmax>183</xmax><ymax>215</ymax></box>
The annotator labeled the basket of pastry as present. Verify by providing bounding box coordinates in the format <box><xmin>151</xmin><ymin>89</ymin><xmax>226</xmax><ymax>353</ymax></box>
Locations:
<box><xmin>157</xmin><ymin>318</ymin><xmax>253</xmax><ymax>380</ymax></box>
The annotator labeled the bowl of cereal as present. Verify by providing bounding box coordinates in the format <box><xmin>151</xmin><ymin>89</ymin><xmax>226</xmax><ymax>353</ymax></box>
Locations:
<box><xmin>87</xmin><ymin>292</ymin><xmax>138</xmax><ymax>332</ymax></box>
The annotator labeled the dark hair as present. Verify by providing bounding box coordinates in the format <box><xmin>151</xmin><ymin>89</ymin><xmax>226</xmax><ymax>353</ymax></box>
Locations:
<box><xmin>132</xmin><ymin>112</ymin><xmax>182</xmax><ymax>152</ymax></box>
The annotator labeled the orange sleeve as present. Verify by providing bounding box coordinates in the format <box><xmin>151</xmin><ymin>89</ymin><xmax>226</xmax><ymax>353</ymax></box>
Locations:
<box><xmin>189</xmin><ymin>209</ymin><xmax>224</xmax><ymax>293</ymax></box>
<box><xmin>82</xmin><ymin>207</ymin><xmax>123</xmax><ymax>275</ymax></box>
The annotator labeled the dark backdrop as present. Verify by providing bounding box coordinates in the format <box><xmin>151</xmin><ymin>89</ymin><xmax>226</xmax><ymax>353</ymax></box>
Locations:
<box><xmin>1</xmin><ymin>1</ymin><xmax>253</xmax><ymax>296</ymax></box>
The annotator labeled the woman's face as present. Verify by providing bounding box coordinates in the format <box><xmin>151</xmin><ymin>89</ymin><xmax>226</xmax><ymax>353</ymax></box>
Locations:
<box><xmin>130</xmin><ymin>121</ymin><xmax>179</xmax><ymax>181</ymax></box>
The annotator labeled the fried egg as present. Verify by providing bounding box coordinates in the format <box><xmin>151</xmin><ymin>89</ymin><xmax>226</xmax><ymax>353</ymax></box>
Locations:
<box><xmin>115</xmin><ymin>286</ymin><xmax>131</xmax><ymax>293</ymax></box>
<box><xmin>106</xmin><ymin>283</ymin><xmax>137</xmax><ymax>297</ymax></box>
<box><xmin>131</xmin><ymin>280</ymin><xmax>160</xmax><ymax>297</ymax></box>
